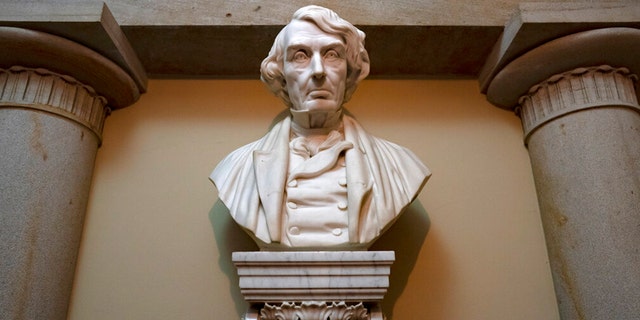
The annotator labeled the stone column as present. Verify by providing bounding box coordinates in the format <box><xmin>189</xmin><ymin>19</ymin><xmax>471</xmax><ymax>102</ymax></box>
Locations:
<box><xmin>0</xmin><ymin>66</ymin><xmax>108</xmax><ymax>319</ymax></box>
<box><xmin>0</xmin><ymin>23</ymin><xmax>143</xmax><ymax>320</ymax></box>
<box><xmin>484</xmin><ymin>27</ymin><xmax>640</xmax><ymax>319</ymax></box>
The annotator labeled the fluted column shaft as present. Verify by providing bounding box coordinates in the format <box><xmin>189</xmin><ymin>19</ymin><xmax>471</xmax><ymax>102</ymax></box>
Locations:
<box><xmin>521</xmin><ymin>66</ymin><xmax>640</xmax><ymax>319</ymax></box>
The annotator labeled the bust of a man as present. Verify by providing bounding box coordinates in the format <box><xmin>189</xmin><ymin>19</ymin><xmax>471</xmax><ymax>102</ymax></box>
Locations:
<box><xmin>210</xmin><ymin>5</ymin><xmax>430</xmax><ymax>250</ymax></box>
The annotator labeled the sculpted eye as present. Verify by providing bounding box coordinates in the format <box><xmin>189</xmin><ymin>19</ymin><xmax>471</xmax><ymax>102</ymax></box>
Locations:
<box><xmin>292</xmin><ymin>50</ymin><xmax>308</xmax><ymax>62</ymax></box>
<box><xmin>324</xmin><ymin>49</ymin><xmax>340</xmax><ymax>60</ymax></box>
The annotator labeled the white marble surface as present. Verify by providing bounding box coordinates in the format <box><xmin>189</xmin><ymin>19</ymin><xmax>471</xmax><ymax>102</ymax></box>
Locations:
<box><xmin>210</xmin><ymin>5</ymin><xmax>430</xmax><ymax>250</ymax></box>
<box><xmin>233</xmin><ymin>251</ymin><xmax>394</xmax><ymax>302</ymax></box>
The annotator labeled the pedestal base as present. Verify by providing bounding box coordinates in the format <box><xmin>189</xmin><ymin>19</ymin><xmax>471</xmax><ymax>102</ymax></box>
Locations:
<box><xmin>232</xmin><ymin>251</ymin><xmax>394</xmax><ymax>320</ymax></box>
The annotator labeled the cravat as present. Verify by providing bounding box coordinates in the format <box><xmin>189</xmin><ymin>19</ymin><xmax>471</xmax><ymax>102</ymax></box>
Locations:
<box><xmin>288</xmin><ymin>130</ymin><xmax>353</xmax><ymax>181</ymax></box>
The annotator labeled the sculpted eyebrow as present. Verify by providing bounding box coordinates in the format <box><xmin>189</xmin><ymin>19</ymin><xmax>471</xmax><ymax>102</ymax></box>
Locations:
<box><xmin>322</xmin><ymin>41</ymin><xmax>346</xmax><ymax>51</ymax></box>
<box><xmin>286</xmin><ymin>41</ymin><xmax>345</xmax><ymax>52</ymax></box>
<box><xmin>286</xmin><ymin>44</ymin><xmax>307</xmax><ymax>53</ymax></box>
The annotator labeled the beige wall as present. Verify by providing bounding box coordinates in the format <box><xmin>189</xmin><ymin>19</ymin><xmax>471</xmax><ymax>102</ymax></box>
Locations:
<box><xmin>68</xmin><ymin>79</ymin><xmax>559</xmax><ymax>319</ymax></box>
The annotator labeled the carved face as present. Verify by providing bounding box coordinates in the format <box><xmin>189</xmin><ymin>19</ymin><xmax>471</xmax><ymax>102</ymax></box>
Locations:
<box><xmin>283</xmin><ymin>20</ymin><xmax>348</xmax><ymax>112</ymax></box>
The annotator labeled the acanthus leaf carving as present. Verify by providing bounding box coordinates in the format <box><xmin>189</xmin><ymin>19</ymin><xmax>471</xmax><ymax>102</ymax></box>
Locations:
<box><xmin>259</xmin><ymin>301</ymin><xmax>369</xmax><ymax>320</ymax></box>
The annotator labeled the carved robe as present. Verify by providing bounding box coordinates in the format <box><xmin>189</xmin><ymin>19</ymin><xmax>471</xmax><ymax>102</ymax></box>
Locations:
<box><xmin>210</xmin><ymin>113</ymin><xmax>430</xmax><ymax>249</ymax></box>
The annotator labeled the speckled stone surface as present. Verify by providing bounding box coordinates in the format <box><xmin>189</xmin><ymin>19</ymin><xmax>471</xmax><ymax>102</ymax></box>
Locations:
<box><xmin>0</xmin><ymin>108</ymin><xmax>99</xmax><ymax>320</ymax></box>
<box><xmin>484</xmin><ymin>22</ymin><xmax>640</xmax><ymax>319</ymax></box>
<box><xmin>0</xmin><ymin>18</ymin><xmax>139</xmax><ymax>318</ymax></box>
<box><xmin>528</xmin><ymin>107</ymin><xmax>640</xmax><ymax>319</ymax></box>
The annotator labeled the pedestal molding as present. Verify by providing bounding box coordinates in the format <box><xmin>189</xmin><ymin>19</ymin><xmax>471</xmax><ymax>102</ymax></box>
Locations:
<box><xmin>0</xmin><ymin>66</ymin><xmax>109</xmax><ymax>141</ymax></box>
<box><xmin>518</xmin><ymin>65</ymin><xmax>640</xmax><ymax>143</ymax></box>
<box><xmin>233</xmin><ymin>251</ymin><xmax>393</xmax><ymax>319</ymax></box>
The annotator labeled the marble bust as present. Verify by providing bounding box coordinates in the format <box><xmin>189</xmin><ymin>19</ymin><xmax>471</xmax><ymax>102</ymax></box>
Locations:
<box><xmin>210</xmin><ymin>5</ymin><xmax>430</xmax><ymax>250</ymax></box>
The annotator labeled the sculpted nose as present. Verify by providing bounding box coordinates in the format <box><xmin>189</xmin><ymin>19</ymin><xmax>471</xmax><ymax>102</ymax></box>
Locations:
<box><xmin>311</xmin><ymin>54</ymin><xmax>326</xmax><ymax>79</ymax></box>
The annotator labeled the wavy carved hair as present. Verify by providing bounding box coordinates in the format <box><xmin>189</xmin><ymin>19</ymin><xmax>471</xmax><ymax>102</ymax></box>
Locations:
<box><xmin>260</xmin><ymin>5</ymin><xmax>370</xmax><ymax>108</ymax></box>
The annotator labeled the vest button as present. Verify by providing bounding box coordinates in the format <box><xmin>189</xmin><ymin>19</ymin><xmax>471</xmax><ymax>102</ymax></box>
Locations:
<box><xmin>332</xmin><ymin>228</ymin><xmax>343</xmax><ymax>236</ymax></box>
<box><xmin>287</xmin><ymin>202</ymin><xmax>298</xmax><ymax>209</ymax></box>
<box><xmin>338</xmin><ymin>177</ymin><xmax>347</xmax><ymax>187</ymax></box>
<box><xmin>337</xmin><ymin>202</ymin><xmax>348</xmax><ymax>210</ymax></box>
<box><xmin>289</xmin><ymin>226</ymin><xmax>300</xmax><ymax>235</ymax></box>
<box><xmin>287</xmin><ymin>179</ymin><xmax>298</xmax><ymax>187</ymax></box>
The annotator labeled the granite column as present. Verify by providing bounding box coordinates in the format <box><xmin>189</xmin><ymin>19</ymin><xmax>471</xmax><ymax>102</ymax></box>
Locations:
<box><xmin>0</xmin><ymin>24</ymin><xmax>143</xmax><ymax>320</ymax></box>
<box><xmin>484</xmin><ymin>27</ymin><xmax>640</xmax><ymax>319</ymax></box>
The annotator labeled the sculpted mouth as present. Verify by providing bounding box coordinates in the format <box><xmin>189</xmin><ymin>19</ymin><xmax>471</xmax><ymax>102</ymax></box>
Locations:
<box><xmin>308</xmin><ymin>89</ymin><xmax>331</xmax><ymax>99</ymax></box>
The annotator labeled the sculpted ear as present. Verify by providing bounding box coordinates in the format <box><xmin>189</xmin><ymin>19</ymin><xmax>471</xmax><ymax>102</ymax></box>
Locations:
<box><xmin>354</xmin><ymin>29</ymin><xmax>370</xmax><ymax>83</ymax></box>
<box><xmin>356</xmin><ymin>55</ymin><xmax>370</xmax><ymax>83</ymax></box>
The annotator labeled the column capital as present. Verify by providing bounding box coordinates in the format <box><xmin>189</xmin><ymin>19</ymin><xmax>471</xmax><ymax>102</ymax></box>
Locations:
<box><xmin>485</xmin><ymin>27</ymin><xmax>640</xmax><ymax>110</ymax></box>
<box><xmin>0</xmin><ymin>66</ymin><xmax>109</xmax><ymax>140</ymax></box>
<box><xmin>518</xmin><ymin>65</ymin><xmax>638</xmax><ymax>143</ymax></box>
<box><xmin>0</xmin><ymin>2</ymin><xmax>146</xmax><ymax>110</ymax></box>
<box><xmin>0</xmin><ymin>26</ymin><xmax>141</xmax><ymax>110</ymax></box>
<box><xmin>479</xmin><ymin>2</ymin><xmax>640</xmax><ymax>110</ymax></box>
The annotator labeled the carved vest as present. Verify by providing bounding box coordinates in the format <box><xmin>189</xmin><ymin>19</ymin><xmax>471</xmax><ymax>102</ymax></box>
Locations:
<box><xmin>282</xmin><ymin>151</ymin><xmax>349</xmax><ymax>247</ymax></box>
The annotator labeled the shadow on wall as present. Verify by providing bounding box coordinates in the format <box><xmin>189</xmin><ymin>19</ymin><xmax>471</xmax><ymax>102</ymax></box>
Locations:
<box><xmin>209</xmin><ymin>198</ymin><xmax>433</xmax><ymax>319</ymax></box>
<box><xmin>370</xmin><ymin>200</ymin><xmax>431</xmax><ymax>319</ymax></box>
<box><xmin>209</xmin><ymin>199</ymin><xmax>258</xmax><ymax>318</ymax></box>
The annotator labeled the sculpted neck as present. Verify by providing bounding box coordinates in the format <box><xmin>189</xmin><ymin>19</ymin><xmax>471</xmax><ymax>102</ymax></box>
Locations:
<box><xmin>290</xmin><ymin>108</ymin><xmax>343</xmax><ymax>136</ymax></box>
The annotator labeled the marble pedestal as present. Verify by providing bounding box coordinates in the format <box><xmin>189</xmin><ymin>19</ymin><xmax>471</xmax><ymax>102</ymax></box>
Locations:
<box><xmin>232</xmin><ymin>251</ymin><xmax>395</xmax><ymax>320</ymax></box>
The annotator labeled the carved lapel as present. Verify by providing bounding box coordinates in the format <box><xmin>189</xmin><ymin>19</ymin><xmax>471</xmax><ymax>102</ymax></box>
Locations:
<box><xmin>343</xmin><ymin>117</ymin><xmax>373</xmax><ymax>243</ymax></box>
<box><xmin>252</xmin><ymin>118</ymin><xmax>291</xmax><ymax>242</ymax></box>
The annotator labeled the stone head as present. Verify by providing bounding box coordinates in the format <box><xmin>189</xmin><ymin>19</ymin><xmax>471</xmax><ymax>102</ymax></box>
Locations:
<box><xmin>260</xmin><ymin>5</ymin><xmax>370</xmax><ymax>111</ymax></box>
